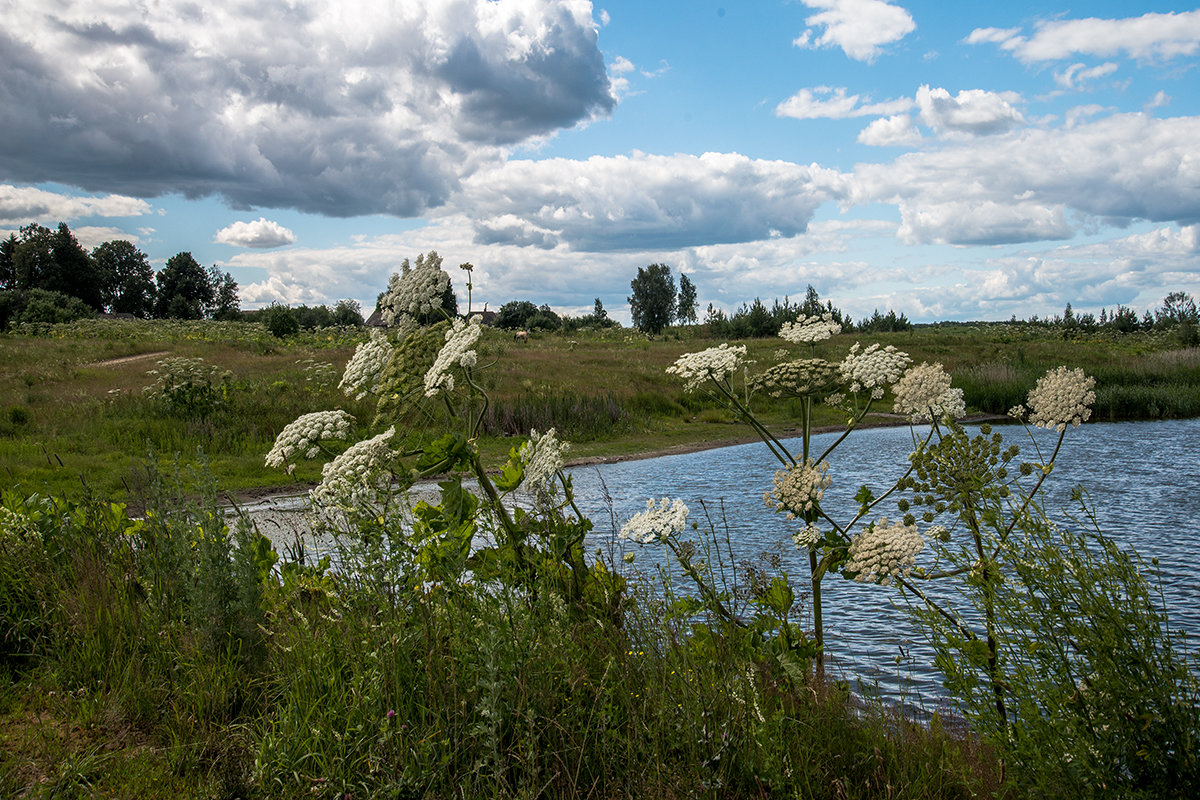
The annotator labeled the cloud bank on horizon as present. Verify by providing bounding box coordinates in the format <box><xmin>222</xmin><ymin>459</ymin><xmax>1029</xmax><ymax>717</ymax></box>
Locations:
<box><xmin>1</xmin><ymin>0</ymin><xmax>1198</xmax><ymax>323</ymax></box>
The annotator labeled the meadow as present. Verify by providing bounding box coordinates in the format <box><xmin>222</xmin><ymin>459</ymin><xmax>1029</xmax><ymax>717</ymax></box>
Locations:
<box><xmin>2</xmin><ymin>316</ymin><xmax>1198</xmax><ymax>798</ymax></box>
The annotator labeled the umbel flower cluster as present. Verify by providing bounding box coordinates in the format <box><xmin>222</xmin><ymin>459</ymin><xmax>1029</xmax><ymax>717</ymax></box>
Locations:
<box><xmin>766</xmin><ymin>458</ymin><xmax>832</xmax><ymax>518</ymax></box>
<box><xmin>892</xmin><ymin>362</ymin><xmax>966</xmax><ymax>422</ymax></box>
<box><xmin>1023</xmin><ymin>366</ymin><xmax>1097</xmax><ymax>432</ymax></box>
<box><xmin>792</xmin><ymin>524</ymin><xmax>822</xmax><ymax>551</ymax></box>
<box><xmin>519</xmin><ymin>427</ymin><xmax>570</xmax><ymax>494</ymax></box>
<box><xmin>310</xmin><ymin>426</ymin><xmax>398</xmax><ymax>511</ymax></box>
<box><xmin>779</xmin><ymin>312</ymin><xmax>842</xmax><ymax>344</ymax></box>
<box><xmin>667</xmin><ymin>343</ymin><xmax>747</xmax><ymax>392</ymax></box>
<box><xmin>620</xmin><ymin>498</ymin><xmax>690</xmax><ymax>544</ymax></box>
<box><xmin>844</xmin><ymin>518</ymin><xmax>925</xmax><ymax>586</ymax></box>
<box><xmin>338</xmin><ymin>331</ymin><xmax>394</xmax><ymax>400</ymax></box>
<box><xmin>749</xmin><ymin>358</ymin><xmax>841</xmax><ymax>399</ymax></box>
<box><xmin>840</xmin><ymin>343</ymin><xmax>912</xmax><ymax>397</ymax></box>
<box><xmin>424</xmin><ymin>315</ymin><xmax>482</xmax><ymax>397</ymax></box>
<box><xmin>264</xmin><ymin>410</ymin><xmax>355</xmax><ymax>470</ymax></box>
<box><xmin>379</xmin><ymin>263</ymin><xmax>451</xmax><ymax>325</ymax></box>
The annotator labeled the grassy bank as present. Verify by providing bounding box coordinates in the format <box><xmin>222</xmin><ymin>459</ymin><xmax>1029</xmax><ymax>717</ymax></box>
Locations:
<box><xmin>2</xmin><ymin>317</ymin><xmax>1198</xmax><ymax>499</ymax></box>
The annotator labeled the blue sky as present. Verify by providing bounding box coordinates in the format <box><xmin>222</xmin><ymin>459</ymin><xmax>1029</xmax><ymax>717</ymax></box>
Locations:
<box><xmin>2</xmin><ymin>1</ymin><xmax>1198</xmax><ymax>323</ymax></box>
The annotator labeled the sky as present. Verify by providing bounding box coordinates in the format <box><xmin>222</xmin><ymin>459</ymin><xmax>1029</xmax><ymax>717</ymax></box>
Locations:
<box><xmin>2</xmin><ymin>0</ymin><xmax>1199</xmax><ymax>324</ymax></box>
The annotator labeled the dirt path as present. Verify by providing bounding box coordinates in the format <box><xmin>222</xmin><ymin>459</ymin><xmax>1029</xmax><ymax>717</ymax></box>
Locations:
<box><xmin>87</xmin><ymin>350</ymin><xmax>170</xmax><ymax>367</ymax></box>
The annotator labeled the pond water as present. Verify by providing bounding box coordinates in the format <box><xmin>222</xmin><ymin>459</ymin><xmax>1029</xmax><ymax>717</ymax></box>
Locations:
<box><xmin>564</xmin><ymin>418</ymin><xmax>1200</xmax><ymax>709</ymax></box>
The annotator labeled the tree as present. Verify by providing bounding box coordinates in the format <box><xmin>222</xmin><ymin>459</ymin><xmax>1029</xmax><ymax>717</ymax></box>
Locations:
<box><xmin>628</xmin><ymin>263</ymin><xmax>676</xmax><ymax>335</ymax></box>
<box><xmin>1156</xmin><ymin>291</ymin><xmax>1199</xmax><ymax>327</ymax></box>
<box><xmin>154</xmin><ymin>252</ymin><xmax>213</xmax><ymax>319</ymax></box>
<box><xmin>5</xmin><ymin>223</ymin><xmax>101</xmax><ymax>309</ymax></box>
<box><xmin>333</xmin><ymin>299</ymin><xmax>364</xmax><ymax>327</ymax></box>
<box><xmin>207</xmin><ymin>266</ymin><xmax>241</xmax><ymax>320</ymax></box>
<box><xmin>92</xmin><ymin>240</ymin><xmax>156</xmax><ymax>317</ymax></box>
<box><xmin>677</xmin><ymin>273</ymin><xmax>697</xmax><ymax>324</ymax></box>
<box><xmin>262</xmin><ymin>302</ymin><xmax>300</xmax><ymax>337</ymax></box>
<box><xmin>495</xmin><ymin>300</ymin><xmax>540</xmax><ymax>330</ymax></box>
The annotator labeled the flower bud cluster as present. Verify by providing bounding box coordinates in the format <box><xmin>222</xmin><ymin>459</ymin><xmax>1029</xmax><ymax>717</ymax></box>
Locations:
<box><xmin>667</xmin><ymin>344</ymin><xmax>747</xmax><ymax>391</ymax></box>
<box><xmin>310</xmin><ymin>426</ymin><xmax>397</xmax><ymax>510</ymax></box>
<box><xmin>339</xmin><ymin>331</ymin><xmax>394</xmax><ymax>400</ymax></box>
<box><xmin>892</xmin><ymin>362</ymin><xmax>966</xmax><ymax>422</ymax></box>
<box><xmin>379</xmin><ymin>264</ymin><xmax>451</xmax><ymax>325</ymax></box>
<box><xmin>840</xmin><ymin>343</ymin><xmax>911</xmax><ymax>396</ymax></box>
<box><xmin>1025</xmin><ymin>366</ymin><xmax>1096</xmax><ymax>432</ymax></box>
<box><xmin>845</xmin><ymin>518</ymin><xmax>925</xmax><ymax>586</ymax></box>
<box><xmin>779</xmin><ymin>312</ymin><xmax>842</xmax><ymax>344</ymax></box>
<box><xmin>423</xmin><ymin>315</ymin><xmax>482</xmax><ymax>397</ymax></box>
<box><xmin>265</xmin><ymin>410</ymin><xmax>355</xmax><ymax>470</ymax></box>
<box><xmin>620</xmin><ymin>498</ymin><xmax>690</xmax><ymax>544</ymax></box>
<box><xmin>766</xmin><ymin>458</ymin><xmax>832</xmax><ymax>519</ymax></box>
<box><xmin>519</xmin><ymin>427</ymin><xmax>570</xmax><ymax>493</ymax></box>
<box><xmin>792</xmin><ymin>524</ymin><xmax>822</xmax><ymax>551</ymax></box>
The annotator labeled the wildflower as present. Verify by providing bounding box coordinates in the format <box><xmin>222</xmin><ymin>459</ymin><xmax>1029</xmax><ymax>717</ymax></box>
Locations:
<box><xmin>310</xmin><ymin>427</ymin><xmax>398</xmax><ymax>510</ymax></box>
<box><xmin>423</xmin><ymin>315</ymin><xmax>482</xmax><ymax>397</ymax></box>
<box><xmin>339</xmin><ymin>331</ymin><xmax>394</xmax><ymax>400</ymax></box>
<box><xmin>892</xmin><ymin>362</ymin><xmax>966</xmax><ymax>422</ymax></box>
<box><xmin>766</xmin><ymin>459</ymin><xmax>831</xmax><ymax>519</ymax></box>
<box><xmin>839</xmin><ymin>343</ymin><xmax>911</xmax><ymax>394</ymax></box>
<box><xmin>519</xmin><ymin>428</ymin><xmax>570</xmax><ymax>493</ymax></box>
<box><xmin>749</xmin><ymin>358</ymin><xmax>841</xmax><ymax>398</ymax></box>
<box><xmin>845</xmin><ymin>518</ymin><xmax>925</xmax><ymax>586</ymax></box>
<box><xmin>378</xmin><ymin>262</ymin><xmax>452</xmax><ymax>325</ymax></box>
<box><xmin>667</xmin><ymin>344</ymin><xmax>747</xmax><ymax>391</ymax></box>
<box><xmin>265</xmin><ymin>410</ymin><xmax>355</xmax><ymax>469</ymax></box>
<box><xmin>779</xmin><ymin>312</ymin><xmax>841</xmax><ymax>344</ymax></box>
<box><xmin>1026</xmin><ymin>366</ymin><xmax>1096</xmax><ymax>431</ymax></box>
<box><xmin>620</xmin><ymin>498</ymin><xmax>689</xmax><ymax>544</ymax></box>
<box><xmin>793</xmin><ymin>524</ymin><xmax>822</xmax><ymax>551</ymax></box>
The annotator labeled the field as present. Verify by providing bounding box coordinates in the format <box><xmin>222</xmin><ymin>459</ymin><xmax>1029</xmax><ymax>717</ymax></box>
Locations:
<box><xmin>2</xmin><ymin>316</ymin><xmax>1199</xmax><ymax>798</ymax></box>
<box><xmin>2</xmin><ymin>317</ymin><xmax>1198</xmax><ymax>500</ymax></box>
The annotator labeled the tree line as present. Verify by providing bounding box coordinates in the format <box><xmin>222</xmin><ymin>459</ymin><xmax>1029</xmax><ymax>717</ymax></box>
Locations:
<box><xmin>0</xmin><ymin>222</ymin><xmax>238</xmax><ymax>328</ymax></box>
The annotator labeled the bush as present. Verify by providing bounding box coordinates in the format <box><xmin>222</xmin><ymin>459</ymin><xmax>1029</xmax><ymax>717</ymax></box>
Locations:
<box><xmin>14</xmin><ymin>288</ymin><xmax>95</xmax><ymax>325</ymax></box>
<box><xmin>262</xmin><ymin>302</ymin><xmax>300</xmax><ymax>337</ymax></box>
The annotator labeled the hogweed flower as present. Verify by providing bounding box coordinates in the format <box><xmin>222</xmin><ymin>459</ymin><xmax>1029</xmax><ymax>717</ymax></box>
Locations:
<box><xmin>620</xmin><ymin>498</ymin><xmax>690</xmax><ymax>544</ymax></box>
<box><xmin>840</xmin><ymin>343</ymin><xmax>911</xmax><ymax>395</ymax></box>
<box><xmin>1026</xmin><ymin>366</ymin><xmax>1096</xmax><ymax>431</ymax></box>
<box><xmin>423</xmin><ymin>315</ymin><xmax>482</xmax><ymax>397</ymax></box>
<box><xmin>845</xmin><ymin>518</ymin><xmax>925</xmax><ymax>586</ymax></box>
<box><xmin>379</xmin><ymin>263</ymin><xmax>452</xmax><ymax>325</ymax></box>
<box><xmin>339</xmin><ymin>331</ymin><xmax>394</xmax><ymax>400</ymax></box>
<box><xmin>749</xmin><ymin>358</ymin><xmax>841</xmax><ymax>399</ymax></box>
<box><xmin>519</xmin><ymin>427</ymin><xmax>570</xmax><ymax>493</ymax></box>
<box><xmin>310</xmin><ymin>427</ymin><xmax>398</xmax><ymax>510</ymax></box>
<box><xmin>779</xmin><ymin>312</ymin><xmax>841</xmax><ymax>344</ymax></box>
<box><xmin>793</xmin><ymin>524</ymin><xmax>822</xmax><ymax>551</ymax></box>
<box><xmin>265</xmin><ymin>410</ymin><xmax>355</xmax><ymax>469</ymax></box>
<box><xmin>667</xmin><ymin>343</ymin><xmax>747</xmax><ymax>392</ymax></box>
<box><xmin>766</xmin><ymin>458</ymin><xmax>832</xmax><ymax>519</ymax></box>
<box><xmin>892</xmin><ymin>362</ymin><xmax>966</xmax><ymax>422</ymax></box>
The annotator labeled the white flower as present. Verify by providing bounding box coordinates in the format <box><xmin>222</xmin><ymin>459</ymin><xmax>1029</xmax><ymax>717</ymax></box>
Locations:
<box><xmin>779</xmin><ymin>313</ymin><xmax>841</xmax><ymax>344</ymax></box>
<box><xmin>766</xmin><ymin>459</ymin><xmax>831</xmax><ymax>519</ymax></box>
<box><xmin>840</xmin><ymin>342</ymin><xmax>911</xmax><ymax>393</ymax></box>
<box><xmin>265</xmin><ymin>410</ymin><xmax>355</xmax><ymax>469</ymax></box>
<box><xmin>338</xmin><ymin>331</ymin><xmax>394</xmax><ymax>400</ymax></box>
<box><xmin>519</xmin><ymin>428</ymin><xmax>570</xmax><ymax>493</ymax></box>
<box><xmin>892</xmin><ymin>362</ymin><xmax>966</xmax><ymax>422</ymax></box>
<box><xmin>378</xmin><ymin>262</ymin><xmax>451</xmax><ymax>325</ymax></box>
<box><xmin>845</xmin><ymin>518</ymin><xmax>925</xmax><ymax>586</ymax></box>
<box><xmin>620</xmin><ymin>498</ymin><xmax>690</xmax><ymax>544</ymax></box>
<box><xmin>666</xmin><ymin>343</ymin><xmax>747</xmax><ymax>391</ymax></box>
<box><xmin>792</xmin><ymin>524</ymin><xmax>822</xmax><ymax>551</ymax></box>
<box><xmin>1027</xmin><ymin>366</ymin><xmax>1096</xmax><ymax>432</ymax></box>
<box><xmin>423</xmin><ymin>316</ymin><xmax>482</xmax><ymax>397</ymax></box>
<box><xmin>310</xmin><ymin>427</ymin><xmax>397</xmax><ymax>511</ymax></box>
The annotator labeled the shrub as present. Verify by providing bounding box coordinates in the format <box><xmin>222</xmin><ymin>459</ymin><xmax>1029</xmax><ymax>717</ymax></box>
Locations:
<box><xmin>262</xmin><ymin>302</ymin><xmax>300</xmax><ymax>337</ymax></box>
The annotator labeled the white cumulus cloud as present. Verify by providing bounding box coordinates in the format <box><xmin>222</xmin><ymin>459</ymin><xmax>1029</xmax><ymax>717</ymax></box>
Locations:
<box><xmin>0</xmin><ymin>184</ymin><xmax>151</xmax><ymax>227</ymax></box>
<box><xmin>967</xmin><ymin>10</ymin><xmax>1200</xmax><ymax>63</ymax></box>
<box><xmin>794</xmin><ymin>0</ymin><xmax>916</xmax><ymax>62</ymax></box>
<box><xmin>776</xmin><ymin>86</ymin><xmax>913</xmax><ymax>120</ymax></box>
<box><xmin>914</xmin><ymin>86</ymin><xmax>1026</xmax><ymax>136</ymax></box>
<box><xmin>215</xmin><ymin>218</ymin><xmax>297</xmax><ymax>248</ymax></box>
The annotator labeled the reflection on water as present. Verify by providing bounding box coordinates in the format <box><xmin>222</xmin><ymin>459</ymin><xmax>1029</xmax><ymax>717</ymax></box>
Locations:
<box><xmin>566</xmin><ymin>419</ymin><xmax>1200</xmax><ymax>706</ymax></box>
